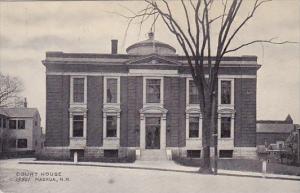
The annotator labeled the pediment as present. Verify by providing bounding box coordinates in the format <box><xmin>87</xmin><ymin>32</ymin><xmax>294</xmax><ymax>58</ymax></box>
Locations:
<box><xmin>218</xmin><ymin>108</ymin><xmax>236</xmax><ymax>114</ymax></box>
<box><xmin>185</xmin><ymin>108</ymin><xmax>201</xmax><ymax>114</ymax></box>
<box><xmin>126</xmin><ymin>54</ymin><xmax>181</xmax><ymax>66</ymax></box>
<box><xmin>103</xmin><ymin>106</ymin><xmax>121</xmax><ymax>113</ymax></box>
<box><xmin>69</xmin><ymin>106</ymin><xmax>88</xmax><ymax>113</ymax></box>
<box><xmin>139</xmin><ymin>106</ymin><xmax>168</xmax><ymax>114</ymax></box>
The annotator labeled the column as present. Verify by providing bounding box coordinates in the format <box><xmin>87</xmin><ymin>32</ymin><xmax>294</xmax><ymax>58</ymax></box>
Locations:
<box><xmin>69</xmin><ymin>114</ymin><xmax>73</xmax><ymax>138</ymax></box>
<box><xmin>140</xmin><ymin>114</ymin><xmax>145</xmax><ymax>150</ymax></box>
<box><xmin>161</xmin><ymin>114</ymin><xmax>167</xmax><ymax>149</ymax></box>
<box><xmin>186</xmin><ymin>114</ymin><xmax>189</xmax><ymax>139</ymax></box>
<box><xmin>83</xmin><ymin>113</ymin><xmax>87</xmax><ymax>138</ymax></box>
<box><xmin>103</xmin><ymin>114</ymin><xmax>107</xmax><ymax>138</ymax></box>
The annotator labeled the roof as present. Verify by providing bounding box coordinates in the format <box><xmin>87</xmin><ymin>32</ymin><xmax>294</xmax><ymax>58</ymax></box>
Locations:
<box><xmin>126</xmin><ymin>34</ymin><xmax>176</xmax><ymax>56</ymax></box>
<box><xmin>0</xmin><ymin>108</ymin><xmax>9</xmax><ymax>117</ymax></box>
<box><xmin>256</xmin><ymin>123</ymin><xmax>294</xmax><ymax>133</ymax></box>
<box><xmin>0</xmin><ymin>107</ymin><xmax>39</xmax><ymax>118</ymax></box>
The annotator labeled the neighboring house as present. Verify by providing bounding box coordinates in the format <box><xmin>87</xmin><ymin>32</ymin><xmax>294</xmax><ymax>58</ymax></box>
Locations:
<box><xmin>256</xmin><ymin>115</ymin><xmax>295</xmax><ymax>150</ymax></box>
<box><xmin>0</xmin><ymin>109</ymin><xmax>9</xmax><ymax>156</ymax></box>
<box><xmin>42</xmin><ymin>32</ymin><xmax>260</xmax><ymax>161</ymax></box>
<box><xmin>0</xmin><ymin>105</ymin><xmax>43</xmax><ymax>157</ymax></box>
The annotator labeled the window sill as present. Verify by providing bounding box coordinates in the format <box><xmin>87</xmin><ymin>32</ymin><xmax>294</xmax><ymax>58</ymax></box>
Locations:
<box><xmin>104</xmin><ymin>137</ymin><xmax>119</xmax><ymax>140</ymax></box>
<box><xmin>187</xmin><ymin>137</ymin><xmax>201</xmax><ymax>140</ymax></box>
<box><xmin>219</xmin><ymin>137</ymin><xmax>233</xmax><ymax>140</ymax></box>
<box><xmin>70</xmin><ymin>137</ymin><xmax>86</xmax><ymax>139</ymax></box>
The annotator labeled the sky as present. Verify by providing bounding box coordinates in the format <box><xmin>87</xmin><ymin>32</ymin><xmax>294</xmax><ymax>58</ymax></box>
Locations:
<box><xmin>0</xmin><ymin>0</ymin><xmax>299</xmax><ymax>128</ymax></box>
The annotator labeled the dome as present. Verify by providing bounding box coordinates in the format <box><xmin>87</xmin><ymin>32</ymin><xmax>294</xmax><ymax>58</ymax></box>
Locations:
<box><xmin>126</xmin><ymin>32</ymin><xmax>176</xmax><ymax>55</ymax></box>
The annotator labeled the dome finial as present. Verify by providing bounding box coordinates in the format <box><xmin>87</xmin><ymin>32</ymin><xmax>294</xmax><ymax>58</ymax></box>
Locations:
<box><xmin>148</xmin><ymin>31</ymin><xmax>154</xmax><ymax>40</ymax></box>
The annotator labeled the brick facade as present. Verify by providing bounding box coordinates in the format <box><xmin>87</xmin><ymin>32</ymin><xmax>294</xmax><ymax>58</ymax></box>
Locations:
<box><xmin>234</xmin><ymin>78</ymin><xmax>257</xmax><ymax>147</ymax></box>
<box><xmin>87</xmin><ymin>76</ymin><xmax>103</xmax><ymax>146</ymax></box>
<box><xmin>164</xmin><ymin>77</ymin><xmax>186</xmax><ymax>147</ymax></box>
<box><xmin>45</xmin><ymin>75</ymin><xmax>70</xmax><ymax>147</ymax></box>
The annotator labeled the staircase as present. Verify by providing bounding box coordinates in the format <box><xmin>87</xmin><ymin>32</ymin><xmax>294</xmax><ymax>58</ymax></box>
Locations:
<box><xmin>140</xmin><ymin>150</ymin><xmax>168</xmax><ymax>161</ymax></box>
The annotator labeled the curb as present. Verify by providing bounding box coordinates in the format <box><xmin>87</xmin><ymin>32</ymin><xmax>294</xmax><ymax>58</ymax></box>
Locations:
<box><xmin>18</xmin><ymin>161</ymin><xmax>300</xmax><ymax>181</ymax></box>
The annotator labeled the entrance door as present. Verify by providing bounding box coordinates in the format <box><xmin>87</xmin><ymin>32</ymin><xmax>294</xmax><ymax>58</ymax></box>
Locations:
<box><xmin>145</xmin><ymin>117</ymin><xmax>160</xmax><ymax>149</ymax></box>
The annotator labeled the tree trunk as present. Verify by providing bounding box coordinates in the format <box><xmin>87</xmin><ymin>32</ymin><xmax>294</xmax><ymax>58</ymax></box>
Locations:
<box><xmin>199</xmin><ymin>94</ymin><xmax>213</xmax><ymax>174</ymax></box>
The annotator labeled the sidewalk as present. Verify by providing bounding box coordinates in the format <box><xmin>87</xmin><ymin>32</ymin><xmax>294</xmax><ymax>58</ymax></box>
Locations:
<box><xmin>18</xmin><ymin>159</ymin><xmax>300</xmax><ymax>181</ymax></box>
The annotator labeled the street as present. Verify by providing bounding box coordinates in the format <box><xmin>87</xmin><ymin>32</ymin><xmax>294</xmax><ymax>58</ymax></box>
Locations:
<box><xmin>0</xmin><ymin>159</ymin><xmax>299</xmax><ymax>193</ymax></box>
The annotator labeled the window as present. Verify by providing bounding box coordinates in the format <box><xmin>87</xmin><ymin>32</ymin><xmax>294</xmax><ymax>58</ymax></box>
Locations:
<box><xmin>73</xmin><ymin>78</ymin><xmax>85</xmax><ymax>103</ymax></box>
<box><xmin>35</xmin><ymin>121</ymin><xmax>38</xmax><ymax>126</ymax></box>
<box><xmin>221</xmin><ymin>117</ymin><xmax>231</xmax><ymax>138</ymax></box>
<box><xmin>3</xmin><ymin>119</ymin><xmax>7</xmax><ymax>128</ymax></box>
<box><xmin>106</xmin><ymin>78</ymin><xmax>118</xmax><ymax>103</ymax></box>
<box><xmin>221</xmin><ymin>80</ymin><xmax>231</xmax><ymax>104</ymax></box>
<box><xmin>0</xmin><ymin>118</ymin><xmax>2</xmax><ymax>128</ymax></box>
<box><xmin>189</xmin><ymin>117</ymin><xmax>199</xmax><ymax>138</ymax></box>
<box><xmin>9</xmin><ymin>120</ymin><xmax>16</xmax><ymax>129</ymax></box>
<box><xmin>18</xmin><ymin>120</ymin><xmax>25</xmax><ymax>129</ymax></box>
<box><xmin>106</xmin><ymin>116</ymin><xmax>117</xmax><ymax>137</ymax></box>
<box><xmin>189</xmin><ymin>80</ymin><xmax>199</xmax><ymax>104</ymax></box>
<box><xmin>146</xmin><ymin>79</ymin><xmax>161</xmax><ymax>103</ymax></box>
<box><xmin>9</xmin><ymin>139</ymin><xmax>16</xmax><ymax>148</ymax></box>
<box><xmin>104</xmin><ymin>150</ymin><xmax>118</xmax><ymax>158</ymax></box>
<box><xmin>17</xmin><ymin>139</ymin><xmax>27</xmax><ymax>148</ymax></box>
<box><xmin>3</xmin><ymin>119</ymin><xmax>6</xmax><ymax>128</ymax></box>
<box><xmin>187</xmin><ymin>150</ymin><xmax>201</xmax><ymax>158</ymax></box>
<box><xmin>219</xmin><ymin>150</ymin><xmax>233</xmax><ymax>158</ymax></box>
<box><xmin>73</xmin><ymin>115</ymin><xmax>84</xmax><ymax>137</ymax></box>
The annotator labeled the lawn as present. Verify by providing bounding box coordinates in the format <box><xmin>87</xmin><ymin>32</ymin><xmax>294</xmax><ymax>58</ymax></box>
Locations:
<box><xmin>174</xmin><ymin>158</ymin><xmax>300</xmax><ymax>176</ymax></box>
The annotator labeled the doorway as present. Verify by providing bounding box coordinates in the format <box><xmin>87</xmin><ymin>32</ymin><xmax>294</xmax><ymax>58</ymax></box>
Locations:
<box><xmin>145</xmin><ymin>117</ymin><xmax>160</xmax><ymax>149</ymax></box>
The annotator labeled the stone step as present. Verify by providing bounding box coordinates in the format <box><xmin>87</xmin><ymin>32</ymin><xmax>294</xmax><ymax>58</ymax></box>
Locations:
<box><xmin>140</xmin><ymin>150</ymin><xmax>168</xmax><ymax>161</ymax></box>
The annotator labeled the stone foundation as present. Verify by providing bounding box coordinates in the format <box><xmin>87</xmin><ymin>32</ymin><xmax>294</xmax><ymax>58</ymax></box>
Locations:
<box><xmin>170</xmin><ymin>147</ymin><xmax>258</xmax><ymax>159</ymax></box>
<box><xmin>38</xmin><ymin>147</ymin><xmax>70</xmax><ymax>161</ymax></box>
<box><xmin>38</xmin><ymin>146</ymin><xmax>257</xmax><ymax>161</ymax></box>
<box><xmin>38</xmin><ymin>146</ymin><xmax>136</xmax><ymax>162</ymax></box>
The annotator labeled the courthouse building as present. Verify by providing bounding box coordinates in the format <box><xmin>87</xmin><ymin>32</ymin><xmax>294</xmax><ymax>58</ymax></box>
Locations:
<box><xmin>41</xmin><ymin>33</ymin><xmax>260</xmax><ymax>161</ymax></box>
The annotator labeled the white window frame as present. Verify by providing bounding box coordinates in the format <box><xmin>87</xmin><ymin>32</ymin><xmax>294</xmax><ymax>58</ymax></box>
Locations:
<box><xmin>218</xmin><ymin>114</ymin><xmax>234</xmax><ymax>139</ymax></box>
<box><xmin>69</xmin><ymin>112</ymin><xmax>87</xmax><ymax>138</ymax></box>
<box><xmin>218</xmin><ymin>78</ymin><xmax>234</xmax><ymax>106</ymax></box>
<box><xmin>103</xmin><ymin>113</ymin><xmax>120</xmax><ymax>139</ymax></box>
<box><xmin>70</xmin><ymin>76</ymin><xmax>87</xmax><ymax>104</ymax></box>
<box><xmin>186</xmin><ymin>113</ymin><xmax>202</xmax><ymax>139</ymax></box>
<box><xmin>103</xmin><ymin>77</ymin><xmax>120</xmax><ymax>105</ymax></box>
<box><xmin>143</xmin><ymin>77</ymin><xmax>164</xmax><ymax>106</ymax></box>
<box><xmin>186</xmin><ymin>78</ymin><xmax>200</xmax><ymax>106</ymax></box>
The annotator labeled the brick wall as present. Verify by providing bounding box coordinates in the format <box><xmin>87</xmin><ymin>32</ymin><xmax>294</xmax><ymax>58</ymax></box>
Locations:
<box><xmin>126</xmin><ymin>76</ymin><xmax>143</xmax><ymax>147</ymax></box>
<box><xmin>120</xmin><ymin>76</ymin><xmax>128</xmax><ymax>146</ymax></box>
<box><xmin>234</xmin><ymin>78</ymin><xmax>257</xmax><ymax>147</ymax></box>
<box><xmin>45</xmin><ymin>75</ymin><xmax>70</xmax><ymax>147</ymax></box>
<box><xmin>87</xmin><ymin>76</ymin><xmax>103</xmax><ymax>146</ymax></box>
<box><xmin>164</xmin><ymin>77</ymin><xmax>186</xmax><ymax>147</ymax></box>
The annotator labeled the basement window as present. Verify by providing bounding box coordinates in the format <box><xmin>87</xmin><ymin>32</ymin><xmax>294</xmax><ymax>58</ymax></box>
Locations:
<box><xmin>17</xmin><ymin>139</ymin><xmax>27</xmax><ymax>148</ymax></box>
<box><xmin>219</xmin><ymin>150</ymin><xmax>233</xmax><ymax>158</ymax></box>
<box><xmin>104</xmin><ymin>150</ymin><xmax>118</xmax><ymax>158</ymax></box>
<box><xmin>187</xmin><ymin>150</ymin><xmax>201</xmax><ymax>158</ymax></box>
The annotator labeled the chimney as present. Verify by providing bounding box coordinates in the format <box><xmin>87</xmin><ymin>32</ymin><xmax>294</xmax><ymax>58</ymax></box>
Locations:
<box><xmin>24</xmin><ymin>98</ymin><xmax>28</xmax><ymax>108</ymax></box>
<box><xmin>111</xmin><ymin>39</ymin><xmax>118</xmax><ymax>54</ymax></box>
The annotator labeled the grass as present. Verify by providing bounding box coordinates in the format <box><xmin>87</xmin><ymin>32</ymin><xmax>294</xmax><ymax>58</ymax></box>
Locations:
<box><xmin>174</xmin><ymin>157</ymin><xmax>300</xmax><ymax>176</ymax></box>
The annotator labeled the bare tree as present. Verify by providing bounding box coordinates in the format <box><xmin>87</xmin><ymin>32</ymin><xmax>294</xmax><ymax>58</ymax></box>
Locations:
<box><xmin>0</xmin><ymin>72</ymin><xmax>24</xmax><ymax>107</ymax></box>
<box><xmin>122</xmin><ymin>0</ymin><xmax>297</xmax><ymax>174</ymax></box>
